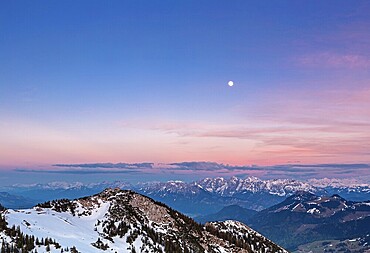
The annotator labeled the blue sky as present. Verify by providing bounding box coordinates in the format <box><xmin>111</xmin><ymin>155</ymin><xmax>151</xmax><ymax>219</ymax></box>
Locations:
<box><xmin>1</xmin><ymin>1</ymin><xmax>370</xmax><ymax>183</ymax></box>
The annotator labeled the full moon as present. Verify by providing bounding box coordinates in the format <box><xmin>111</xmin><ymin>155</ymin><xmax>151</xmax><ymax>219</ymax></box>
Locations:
<box><xmin>228</xmin><ymin>80</ymin><xmax>234</xmax><ymax>87</ymax></box>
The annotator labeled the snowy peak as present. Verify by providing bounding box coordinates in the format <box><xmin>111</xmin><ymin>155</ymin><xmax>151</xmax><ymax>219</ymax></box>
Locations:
<box><xmin>1</xmin><ymin>188</ymin><xmax>288</xmax><ymax>253</ymax></box>
<box><xmin>266</xmin><ymin>191</ymin><xmax>370</xmax><ymax>220</ymax></box>
<box><xmin>14</xmin><ymin>175</ymin><xmax>319</xmax><ymax>199</ymax></box>
<box><xmin>287</xmin><ymin>190</ymin><xmax>317</xmax><ymax>202</ymax></box>
<box><xmin>138</xmin><ymin>180</ymin><xmax>205</xmax><ymax>197</ymax></box>
<box><xmin>196</xmin><ymin>176</ymin><xmax>320</xmax><ymax>196</ymax></box>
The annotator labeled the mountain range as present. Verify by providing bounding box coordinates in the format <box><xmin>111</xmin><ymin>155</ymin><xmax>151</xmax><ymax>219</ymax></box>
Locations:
<box><xmin>0</xmin><ymin>188</ymin><xmax>288</xmax><ymax>253</ymax></box>
<box><xmin>1</xmin><ymin>178</ymin><xmax>369</xmax><ymax>252</ymax></box>
<box><xmin>0</xmin><ymin>192</ymin><xmax>36</xmax><ymax>209</ymax></box>
<box><xmin>192</xmin><ymin>191</ymin><xmax>370</xmax><ymax>251</ymax></box>
<box><xmin>248</xmin><ymin>191</ymin><xmax>370</xmax><ymax>251</ymax></box>
<box><xmin>3</xmin><ymin>176</ymin><xmax>369</xmax><ymax>216</ymax></box>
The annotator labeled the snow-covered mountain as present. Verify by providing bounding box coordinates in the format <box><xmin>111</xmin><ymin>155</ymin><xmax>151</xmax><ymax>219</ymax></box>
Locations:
<box><xmin>308</xmin><ymin>178</ymin><xmax>370</xmax><ymax>202</ymax></box>
<box><xmin>135</xmin><ymin>177</ymin><xmax>327</xmax><ymax>214</ymax></box>
<box><xmin>197</xmin><ymin>176</ymin><xmax>320</xmax><ymax>196</ymax></box>
<box><xmin>2</xmin><ymin>176</ymin><xmax>369</xmax><ymax>213</ymax></box>
<box><xmin>256</xmin><ymin>191</ymin><xmax>370</xmax><ymax>218</ymax></box>
<box><xmin>248</xmin><ymin>191</ymin><xmax>370</xmax><ymax>251</ymax></box>
<box><xmin>308</xmin><ymin>178</ymin><xmax>370</xmax><ymax>189</ymax></box>
<box><xmin>0</xmin><ymin>188</ymin><xmax>288</xmax><ymax>253</ymax></box>
<box><xmin>138</xmin><ymin>176</ymin><xmax>322</xmax><ymax>197</ymax></box>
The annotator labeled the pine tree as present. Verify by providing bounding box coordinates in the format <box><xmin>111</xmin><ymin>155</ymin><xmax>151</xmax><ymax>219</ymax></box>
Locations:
<box><xmin>1</xmin><ymin>241</ymin><xmax>5</xmax><ymax>253</ymax></box>
<box><xmin>70</xmin><ymin>246</ymin><xmax>78</xmax><ymax>253</ymax></box>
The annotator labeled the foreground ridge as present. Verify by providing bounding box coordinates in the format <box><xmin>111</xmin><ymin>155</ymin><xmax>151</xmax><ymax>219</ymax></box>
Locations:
<box><xmin>0</xmin><ymin>188</ymin><xmax>288</xmax><ymax>253</ymax></box>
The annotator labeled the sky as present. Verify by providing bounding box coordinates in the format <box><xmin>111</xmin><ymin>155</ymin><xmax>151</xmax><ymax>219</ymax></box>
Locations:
<box><xmin>1</xmin><ymin>1</ymin><xmax>370</xmax><ymax>183</ymax></box>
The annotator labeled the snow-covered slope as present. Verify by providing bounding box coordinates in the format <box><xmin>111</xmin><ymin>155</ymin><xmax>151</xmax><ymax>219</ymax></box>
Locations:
<box><xmin>0</xmin><ymin>188</ymin><xmax>287</xmax><ymax>253</ymax></box>
<box><xmin>5</xmin><ymin>201</ymin><xmax>111</xmax><ymax>252</ymax></box>
<box><xmin>208</xmin><ymin>220</ymin><xmax>287</xmax><ymax>253</ymax></box>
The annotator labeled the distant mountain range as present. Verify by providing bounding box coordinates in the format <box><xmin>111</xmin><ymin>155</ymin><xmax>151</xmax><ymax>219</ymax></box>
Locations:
<box><xmin>127</xmin><ymin>176</ymin><xmax>370</xmax><ymax>217</ymax></box>
<box><xmin>192</xmin><ymin>191</ymin><xmax>370</xmax><ymax>251</ymax></box>
<box><xmin>137</xmin><ymin>177</ymin><xmax>331</xmax><ymax>215</ymax></box>
<box><xmin>1</xmin><ymin>176</ymin><xmax>369</xmax><ymax>252</ymax></box>
<box><xmin>0</xmin><ymin>192</ymin><xmax>38</xmax><ymax>209</ymax></box>
<box><xmin>1</xmin><ymin>176</ymin><xmax>369</xmax><ymax>216</ymax></box>
<box><xmin>0</xmin><ymin>188</ymin><xmax>288</xmax><ymax>253</ymax></box>
<box><xmin>248</xmin><ymin>191</ymin><xmax>370</xmax><ymax>251</ymax></box>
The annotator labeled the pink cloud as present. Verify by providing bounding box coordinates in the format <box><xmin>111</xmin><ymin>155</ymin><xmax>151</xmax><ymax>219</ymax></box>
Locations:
<box><xmin>119</xmin><ymin>86</ymin><xmax>370</xmax><ymax>165</ymax></box>
<box><xmin>297</xmin><ymin>52</ymin><xmax>370</xmax><ymax>68</ymax></box>
<box><xmin>292</xmin><ymin>5</ymin><xmax>370</xmax><ymax>70</ymax></box>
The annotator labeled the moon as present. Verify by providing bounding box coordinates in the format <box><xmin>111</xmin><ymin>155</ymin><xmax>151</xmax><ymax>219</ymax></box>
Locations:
<box><xmin>228</xmin><ymin>80</ymin><xmax>234</xmax><ymax>87</ymax></box>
